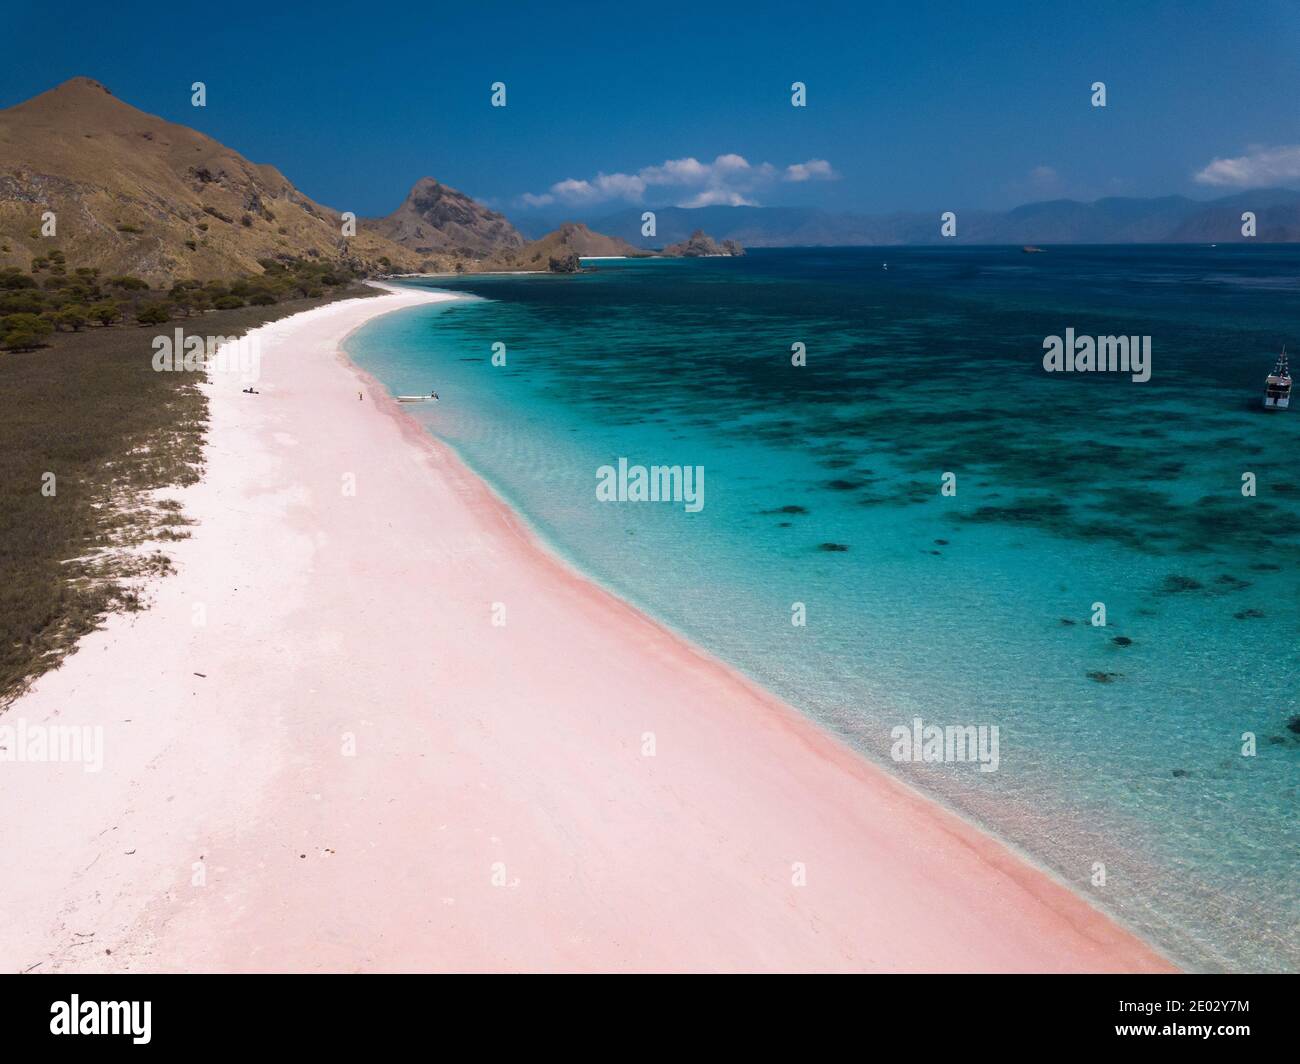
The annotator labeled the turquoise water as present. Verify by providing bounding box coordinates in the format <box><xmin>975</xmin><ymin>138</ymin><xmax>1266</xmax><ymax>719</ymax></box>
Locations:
<box><xmin>348</xmin><ymin>247</ymin><xmax>1299</xmax><ymax>972</ymax></box>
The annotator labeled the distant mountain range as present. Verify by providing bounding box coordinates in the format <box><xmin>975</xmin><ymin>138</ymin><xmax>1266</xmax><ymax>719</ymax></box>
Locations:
<box><xmin>580</xmin><ymin>191</ymin><xmax>1300</xmax><ymax>248</ymax></box>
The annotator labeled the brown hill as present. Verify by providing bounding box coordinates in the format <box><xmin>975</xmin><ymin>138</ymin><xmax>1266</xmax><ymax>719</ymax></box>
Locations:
<box><xmin>0</xmin><ymin>78</ymin><xmax>429</xmax><ymax>284</ymax></box>
<box><xmin>364</xmin><ymin>177</ymin><xmax>523</xmax><ymax>257</ymax></box>
<box><xmin>482</xmin><ymin>222</ymin><xmax>647</xmax><ymax>272</ymax></box>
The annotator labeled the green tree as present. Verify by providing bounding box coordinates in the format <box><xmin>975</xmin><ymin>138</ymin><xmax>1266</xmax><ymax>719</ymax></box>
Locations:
<box><xmin>0</xmin><ymin>313</ymin><xmax>54</xmax><ymax>350</ymax></box>
<box><xmin>135</xmin><ymin>303</ymin><xmax>172</xmax><ymax>325</ymax></box>
<box><xmin>169</xmin><ymin>282</ymin><xmax>202</xmax><ymax>316</ymax></box>
<box><xmin>0</xmin><ymin>270</ymin><xmax>38</xmax><ymax>291</ymax></box>
<box><xmin>0</xmin><ymin>291</ymin><xmax>46</xmax><ymax>314</ymax></box>
<box><xmin>55</xmin><ymin>305</ymin><xmax>90</xmax><ymax>331</ymax></box>
<box><xmin>107</xmin><ymin>275</ymin><xmax>150</xmax><ymax>291</ymax></box>
<box><xmin>89</xmin><ymin>301</ymin><xmax>122</xmax><ymax>326</ymax></box>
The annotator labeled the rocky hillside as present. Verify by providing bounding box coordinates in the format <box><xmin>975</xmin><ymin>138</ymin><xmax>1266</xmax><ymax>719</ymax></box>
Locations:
<box><xmin>661</xmin><ymin>229</ymin><xmax>744</xmax><ymax>257</ymax></box>
<box><xmin>363</xmin><ymin>177</ymin><xmax>524</xmax><ymax>258</ymax></box>
<box><xmin>0</xmin><ymin>78</ymin><xmax>429</xmax><ymax>285</ymax></box>
<box><xmin>0</xmin><ymin>79</ymin><xmax>755</xmax><ymax>285</ymax></box>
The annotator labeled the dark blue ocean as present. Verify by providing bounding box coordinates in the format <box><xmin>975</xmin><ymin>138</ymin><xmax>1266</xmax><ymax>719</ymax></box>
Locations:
<box><xmin>347</xmin><ymin>246</ymin><xmax>1300</xmax><ymax>972</ymax></box>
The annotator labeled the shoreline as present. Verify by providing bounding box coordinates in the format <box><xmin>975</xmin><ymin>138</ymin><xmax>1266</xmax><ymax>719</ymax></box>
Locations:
<box><xmin>0</xmin><ymin>284</ymin><xmax>1176</xmax><ymax>973</ymax></box>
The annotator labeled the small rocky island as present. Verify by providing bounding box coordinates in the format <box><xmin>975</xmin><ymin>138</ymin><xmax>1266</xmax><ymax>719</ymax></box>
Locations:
<box><xmin>662</xmin><ymin>229</ymin><xmax>745</xmax><ymax>257</ymax></box>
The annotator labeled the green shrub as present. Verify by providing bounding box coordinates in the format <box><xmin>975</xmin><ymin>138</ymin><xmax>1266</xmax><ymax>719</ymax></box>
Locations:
<box><xmin>0</xmin><ymin>270</ymin><xmax>38</xmax><ymax>291</ymax></box>
<box><xmin>89</xmin><ymin>301</ymin><xmax>122</xmax><ymax>326</ymax></box>
<box><xmin>55</xmin><ymin>305</ymin><xmax>90</xmax><ymax>331</ymax></box>
<box><xmin>212</xmin><ymin>295</ymin><xmax>244</xmax><ymax>310</ymax></box>
<box><xmin>1</xmin><ymin>313</ymin><xmax>54</xmax><ymax>350</ymax></box>
<box><xmin>135</xmin><ymin>303</ymin><xmax>172</xmax><ymax>325</ymax></box>
<box><xmin>108</xmin><ymin>275</ymin><xmax>150</xmax><ymax>291</ymax></box>
<box><xmin>0</xmin><ymin>291</ymin><xmax>47</xmax><ymax>314</ymax></box>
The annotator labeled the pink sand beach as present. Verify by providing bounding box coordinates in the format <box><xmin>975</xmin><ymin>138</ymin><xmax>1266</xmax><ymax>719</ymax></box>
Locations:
<box><xmin>0</xmin><ymin>286</ymin><xmax>1176</xmax><ymax>973</ymax></box>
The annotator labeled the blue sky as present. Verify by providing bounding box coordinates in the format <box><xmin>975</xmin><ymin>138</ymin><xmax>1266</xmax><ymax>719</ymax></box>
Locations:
<box><xmin>5</xmin><ymin>0</ymin><xmax>1300</xmax><ymax>220</ymax></box>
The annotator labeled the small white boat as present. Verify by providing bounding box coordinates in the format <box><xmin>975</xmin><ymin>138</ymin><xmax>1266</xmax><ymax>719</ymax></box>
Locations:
<box><xmin>396</xmin><ymin>392</ymin><xmax>440</xmax><ymax>403</ymax></box>
<box><xmin>1263</xmin><ymin>349</ymin><xmax>1291</xmax><ymax>411</ymax></box>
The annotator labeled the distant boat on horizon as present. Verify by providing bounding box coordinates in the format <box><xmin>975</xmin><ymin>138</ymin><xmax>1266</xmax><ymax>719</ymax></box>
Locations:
<box><xmin>1263</xmin><ymin>349</ymin><xmax>1291</xmax><ymax>411</ymax></box>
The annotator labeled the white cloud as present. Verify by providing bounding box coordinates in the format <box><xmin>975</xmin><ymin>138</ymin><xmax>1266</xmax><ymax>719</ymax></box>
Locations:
<box><xmin>520</xmin><ymin>154</ymin><xmax>835</xmax><ymax>208</ymax></box>
<box><xmin>1194</xmin><ymin>145</ymin><xmax>1300</xmax><ymax>188</ymax></box>
<box><xmin>641</xmin><ymin>157</ymin><xmax>712</xmax><ymax>185</ymax></box>
<box><xmin>784</xmin><ymin>159</ymin><xmax>836</xmax><ymax>182</ymax></box>
<box><xmin>681</xmin><ymin>188</ymin><xmax>758</xmax><ymax>208</ymax></box>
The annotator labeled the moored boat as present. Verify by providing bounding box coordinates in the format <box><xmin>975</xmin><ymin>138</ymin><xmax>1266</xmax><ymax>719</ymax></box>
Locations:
<box><xmin>1263</xmin><ymin>349</ymin><xmax>1291</xmax><ymax>411</ymax></box>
